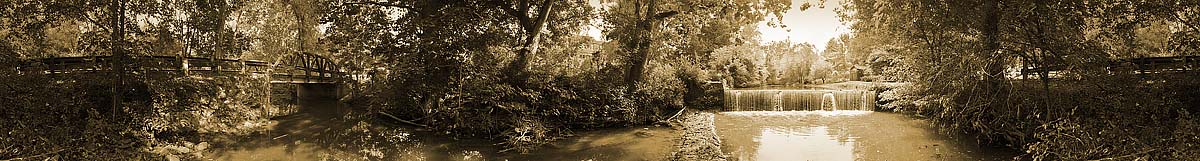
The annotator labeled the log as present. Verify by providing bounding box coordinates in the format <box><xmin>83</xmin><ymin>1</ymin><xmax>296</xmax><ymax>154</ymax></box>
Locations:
<box><xmin>379</xmin><ymin>112</ymin><xmax>429</xmax><ymax>128</ymax></box>
<box><xmin>8</xmin><ymin>148</ymin><xmax>66</xmax><ymax>160</ymax></box>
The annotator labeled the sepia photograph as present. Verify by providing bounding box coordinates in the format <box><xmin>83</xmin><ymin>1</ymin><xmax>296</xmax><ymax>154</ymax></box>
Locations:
<box><xmin>2</xmin><ymin>0</ymin><xmax>1198</xmax><ymax>160</ymax></box>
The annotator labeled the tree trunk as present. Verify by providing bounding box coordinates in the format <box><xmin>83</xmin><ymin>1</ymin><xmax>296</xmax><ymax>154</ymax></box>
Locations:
<box><xmin>981</xmin><ymin>0</ymin><xmax>1006</xmax><ymax>109</ymax></box>
<box><xmin>110</xmin><ymin>0</ymin><xmax>126</xmax><ymax>116</ymax></box>
<box><xmin>506</xmin><ymin>0</ymin><xmax>554</xmax><ymax>86</ymax></box>
<box><xmin>1032</xmin><ymin>0</ymin><xmax>1053</xmax><ymax>120</ymax></box>
<box><xmin>1040</xmin><ymin>69</ymin><xmax>1051</xmax><ymax>118</ymax></box>
<box><xmin>289</xmin><ymin>0</ymin><xmax>311</xmax><ymax>54</ymax></box>
<box><xmin>625</xmin><ymin>0</ymin><xmax>658</xmax><ymax>93</ymax></box>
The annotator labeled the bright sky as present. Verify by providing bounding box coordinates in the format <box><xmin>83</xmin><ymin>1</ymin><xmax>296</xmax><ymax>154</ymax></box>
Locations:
<box><xmin>758</xmin><ymin>0</ymin><xmax>851</xmax><ymax>52</ymax></box>
<box><xmin>584</xmin><ymin>0</ymin><xmax>610</xmax><ymax>41</ymax></box>
<box><xmin>584</xmin><ymin>0</ymin><xmax>851</xmax><ymax>52</ymax></box>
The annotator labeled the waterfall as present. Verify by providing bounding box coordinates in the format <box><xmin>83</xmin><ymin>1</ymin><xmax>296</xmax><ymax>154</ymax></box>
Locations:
<box><xmin>723</xmin><ymin>89</ymin><xmax>877</xmax><ymax>111</ymax></box>
<box><xmin>821</xmin><ymin>93</ymin><xmax>836</xmax><ymax>111</ymax></box>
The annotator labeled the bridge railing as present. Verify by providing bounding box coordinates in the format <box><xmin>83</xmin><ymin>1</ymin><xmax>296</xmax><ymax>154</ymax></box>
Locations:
<box><xmin>1021</xmin><ymin>56</ymin><xmax>1199</xmax><ymax>78</ymax></box>
<box><xmin>37</xmin><ymin>55</ymin><xmax>272</xmax><ymax>74</ymax></box>
<box><xmin>29</xmin><ymin>54</ymin><xmax>343</xmax><ymax>84</ymax></box>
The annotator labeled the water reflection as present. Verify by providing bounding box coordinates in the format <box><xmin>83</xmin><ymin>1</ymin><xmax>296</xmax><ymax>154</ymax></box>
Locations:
<box><xmin>753</xmin><ymin>126</ymin><xmax>855</xmax><ymax>161</ymax></box>
<box><xmin>716</xmin><ymin>111</ymin><xmax>1016</xmax><ymax>161</ymax></box>
<box><xmin>723</xmin><ymin>110</ymin><xmax>873</xmax><ymax>117</ymax></box>
<box><xmin>212</xmin><ymin>122</ymin><xmax>676</xmax><ymax>161</ymax></box>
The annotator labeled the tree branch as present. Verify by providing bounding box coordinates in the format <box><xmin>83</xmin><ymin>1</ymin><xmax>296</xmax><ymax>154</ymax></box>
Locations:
<box><xmin>653</xmin><ymin>11</ymin><xmax>679</xmax><ymax>20</ymax></box>
<box><xmin>494</xmin><ymin>0</ymin><xmax>533</xmax><ymax>30</ymax></box>
<box><xmin>343</xmin><ymin>1</ymin><xmax>420</xmax><ymax>14</ymax></box>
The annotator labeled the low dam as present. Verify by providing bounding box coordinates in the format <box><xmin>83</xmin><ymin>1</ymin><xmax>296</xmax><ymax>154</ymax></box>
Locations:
<box><xmin>723</xmin><ymin>89</ymin><xmax>877</xmax><ymax>111</ymax></box>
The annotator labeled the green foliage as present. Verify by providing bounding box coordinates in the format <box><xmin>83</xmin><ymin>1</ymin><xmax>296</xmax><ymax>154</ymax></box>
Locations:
<box><xmin>843</xmin><ymin>0</ymin><xmax>1200</xmax><ymax>159</ymax></box>
<box><xmin>0</xmin><ymin>70</ymin><xmax>272</xmax><ymax>160</ymax></box>
<box><xmin>318</xmin><ymin>0</ymin><xmax>704</xmax><ymax>152</ymax></box>
<box><xmin>604</xmin><ymin>0</ymin><xmax>794</xmax><ymax>90</ymax></box>
<box><xmin>709</xmin><ymin>41</ymin><xmax>820</xmax><ymax>87</ymax></box>
<box><xmin>144</xmin><ymin>76</ymin><xmax>274</xmax><ymax>134</ymax></box>
<box><xmin>676</xmin><ymin>63</ymin><xmax>721</xmax><ymax>109</ymax></box>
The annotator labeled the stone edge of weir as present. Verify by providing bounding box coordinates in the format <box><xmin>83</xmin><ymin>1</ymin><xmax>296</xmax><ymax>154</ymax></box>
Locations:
<box><xmin>669</xmin><ymin>111</ymin><xmax>727</xmax><ymax>161</ymax></box>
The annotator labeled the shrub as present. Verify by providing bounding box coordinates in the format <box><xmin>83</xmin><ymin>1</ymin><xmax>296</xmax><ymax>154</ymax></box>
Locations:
<box><xmin>363</xmin><ymin>50</ymin><xmax>690</xmax><ymax>152</ymax></box>
<box><xmin>1</xmin><ymin>69</ymin><xmax>274</xmax><ymax>160</ymax></box>
<box><xmin>883</xmin><ymin>74</ymin><xmax>1200</xmax><ymax>160</ymax></box>
<box><xmin>677</xmin><ymin>63</ymin><xmax>723</xmax><ymax>110</ymax></box>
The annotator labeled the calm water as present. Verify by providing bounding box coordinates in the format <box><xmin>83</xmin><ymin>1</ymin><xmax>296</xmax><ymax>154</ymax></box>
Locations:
<box><xmin>715</xmin><ymin>111</ymin><xmax>1018</xmax><ymax>161</ymax></box>
<box><xmin>215</xmin><ymin>88</ymin><xmax>1016</xmax><ymax>160</ymax></box>
<box><xmin>213</xmin><ymin>120</ymin><xmax>678</xmax><ymax>161</ymax></box>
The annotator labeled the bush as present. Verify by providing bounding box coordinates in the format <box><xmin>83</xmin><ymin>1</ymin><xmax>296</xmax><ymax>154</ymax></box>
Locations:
<box><xmin>678</xmin><ymin>63</ymin><xmax>723</xmax><ymax>110</ymax></box>
<box><xmin>145</xmin><ymin>76</ymin><xmax>274</xmax><ymax>134</ymax></box>
<box><xmin>883</xmin><ymin>74</ymin><xmax>1200</xmax><ymax>160</ymax></box>
<box><xmin>364</xmin><ymin>50</ymin><xmax>690</xmax><ymax>153</ymax></box>
<box><xmin>1</xmin><ymin>63</ymin><xmax>274</xmax><ymax>160</ymax></box>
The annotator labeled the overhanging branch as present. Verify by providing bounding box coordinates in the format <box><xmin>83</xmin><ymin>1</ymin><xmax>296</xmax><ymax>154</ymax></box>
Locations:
<box><xmin>344</xmin><ymin>1</ymin><xmax>420</xmax><ymax>14</ymax></box>
<box><xmin>654</xmin><ymin>11</ymin><xmax>679</xmax><ymax>20</ymax></box>
<box><xmin>493</xmin><ymin>0</ymin><xmax>534</xmax><ymax>30</ymax></box>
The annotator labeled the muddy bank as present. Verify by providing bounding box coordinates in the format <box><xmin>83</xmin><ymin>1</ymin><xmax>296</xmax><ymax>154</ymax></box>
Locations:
<box><xmin>669</xmin><ymin>111</ymin><xmax>726</xmax><ymax>161</ymax></box>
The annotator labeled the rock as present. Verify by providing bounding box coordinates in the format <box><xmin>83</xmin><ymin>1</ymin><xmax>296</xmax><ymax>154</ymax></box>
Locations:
<box><xmin>635</xmin><ymin>130</ymin><xmax>654</xmax><ymax>137</ymax></box>
<box><xmin>195</xmin><ymin>142</ymin><xmax>209</xmax><ymax>151</ymax></box>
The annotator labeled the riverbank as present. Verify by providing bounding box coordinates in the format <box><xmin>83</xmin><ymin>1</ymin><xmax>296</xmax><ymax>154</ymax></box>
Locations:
<box><xmin>874</xmin><ymin>79</ymin><xmax>1200</xmax><ymax>160</ymax></box>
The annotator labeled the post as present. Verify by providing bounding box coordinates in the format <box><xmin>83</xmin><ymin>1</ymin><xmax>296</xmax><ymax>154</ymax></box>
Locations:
<box><xmin>240</xmin><ymin>58</ymin><xmax>246</xmax><ymax>74</ymax></box>
<box><xmin>304</xmin><ymin>54</ymin><xmax>311</xmax><ymax>83</ymax></box>
<box><xmin>212</xmin><ymin>56</ymin><xmax>218</xmax><ymax>75</ymax></box>
<box><xmin>182</xmin><ymin>55</ymin><xmax>189</xmax><ymax>76</ymax></box>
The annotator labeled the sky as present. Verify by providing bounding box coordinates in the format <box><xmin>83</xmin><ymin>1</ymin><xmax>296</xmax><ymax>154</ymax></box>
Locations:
<box><xmin>584</xmin><ymin>0</ymin><xmax>852</xmax><ymax>52</ymax></box>
<box><xmin>757</xmin><ymin>0</ymin><xmax>852</xmax><ymax>52</ymax></box>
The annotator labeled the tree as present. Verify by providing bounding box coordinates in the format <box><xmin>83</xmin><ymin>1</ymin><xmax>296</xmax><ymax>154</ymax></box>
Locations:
<box><xmin>333</xmin><ymin>0</ymin><xmax>591</xmax><ymax>86</ymax></box>
<box><xmin>841</xmin><ymin>0</ymin><xmax>1200</xmax><ymax>159</ymax></box>
<box><xmin>604</xmin><ymin>0</ymin><xmax>793</xmax><ymax>92</ymax></box>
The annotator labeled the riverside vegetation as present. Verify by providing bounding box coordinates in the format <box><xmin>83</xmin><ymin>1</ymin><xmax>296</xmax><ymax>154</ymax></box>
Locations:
<box><xmin>4</xmin><ymin>0</ymin><xmax>1199</xmax><ymax>160</ymax></box>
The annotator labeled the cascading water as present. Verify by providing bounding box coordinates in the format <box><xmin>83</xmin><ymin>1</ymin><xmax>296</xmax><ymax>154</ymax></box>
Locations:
<box><xmin>821</xmin><ymin>93</ymin><xmax>836</xmax><ymax>111</ymax></box>
<box><xmin>723</xmin><ymin>89</ymin><xmax>876</xmax><ymax>111</ymax></box>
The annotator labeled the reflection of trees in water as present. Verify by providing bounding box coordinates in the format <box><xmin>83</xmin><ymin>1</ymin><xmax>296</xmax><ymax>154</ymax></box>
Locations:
<box><xmin>715</xmin><ymin>112</ymin><xmax>1018</xmax><ymax>160</ymax></box>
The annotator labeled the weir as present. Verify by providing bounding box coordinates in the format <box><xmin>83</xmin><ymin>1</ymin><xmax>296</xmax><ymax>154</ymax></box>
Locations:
<box><xmin>722</xmin><ymin>89</ymin><xmax>877</xmax><ymax>111</ymax></box>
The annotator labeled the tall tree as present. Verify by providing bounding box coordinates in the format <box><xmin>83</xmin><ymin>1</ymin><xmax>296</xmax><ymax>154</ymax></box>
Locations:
<box><xmin>336</xmin><ymin>0</ymin><xmax>591</xmax><ymax>86</ymax></box>
<box><xmin>497</xmin><ymin>0</ymin><xmax>555</xmax><ymax>84</ymax></box>
<box><xmin>605</xmin><ymin>0</ymin><xmax>792</xmax><ymax>92</ymax></box>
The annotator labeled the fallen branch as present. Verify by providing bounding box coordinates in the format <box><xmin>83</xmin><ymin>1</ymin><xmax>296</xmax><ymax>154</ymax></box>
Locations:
<box><xmin>8</xmin><ymin>148</ymin><xmax>67</xmax><ymax>160</ymax></box>
<box><xmin>379</xmin><ymin>112</ymin><xmax>429</xmax><ymax>128</ymax></box>
<box><xmin>498</xmin><ymin>147</ymin><xmax>517</xmax><ymax>153</ymax></box>
<box><xmin>663</xmin><ymin>107</ymin><xmax>687</xmax><ymax>123</ymax></box>
<box><xmin>1089</xmin><ymin>149</ymin><xmax>1157</xmax><ymax>161</ymax></box>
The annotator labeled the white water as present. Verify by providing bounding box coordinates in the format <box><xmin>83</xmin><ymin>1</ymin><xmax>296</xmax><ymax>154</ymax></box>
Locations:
<box><xmin>724</xmin><ymin>90</ymin><xmax>876</xmax><ymax>111</ymax></box>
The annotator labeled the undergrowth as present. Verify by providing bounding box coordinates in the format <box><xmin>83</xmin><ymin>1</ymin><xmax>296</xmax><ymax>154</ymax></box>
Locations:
<box><xmin>1</xmin><ymin>66</ymin><xmax>281</xmax><ymax>160</ymax></box>
<box><xmin>363</xmin><ymin>55</ymin><xmax>696</xmax><ymax>153</ymax></box>
<box><xmin>875</xmin><ymin>74</ymin><xmax>1200</xmax><ymax>160</ymax></box>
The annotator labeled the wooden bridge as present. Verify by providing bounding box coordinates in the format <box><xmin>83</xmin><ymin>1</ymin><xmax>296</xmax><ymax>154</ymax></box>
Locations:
<box><xmin>29</xmin><ymin>52</ymin><xmax>342</xmax><ymax>84</ymax></box>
